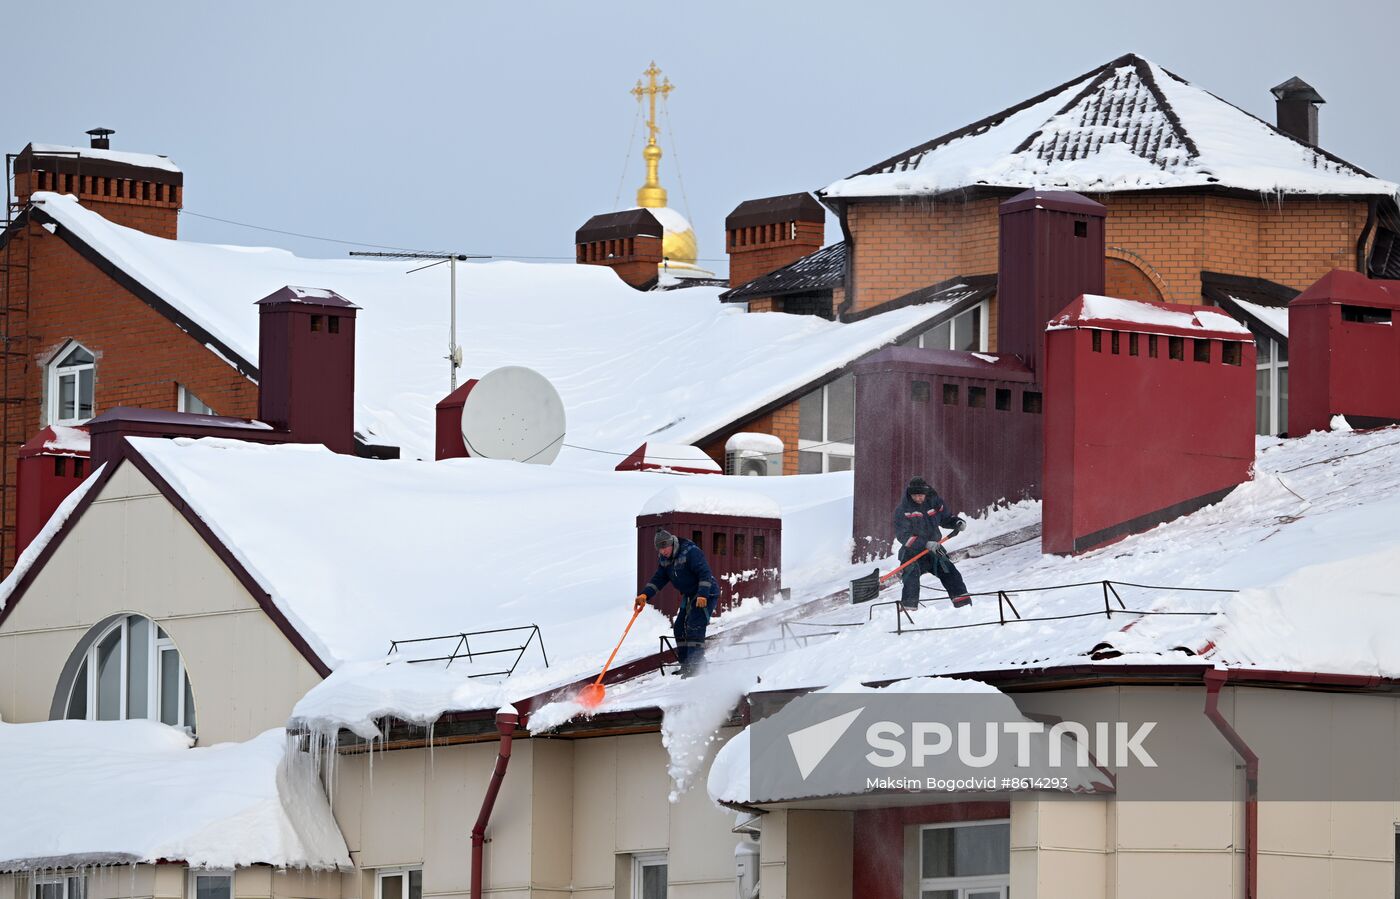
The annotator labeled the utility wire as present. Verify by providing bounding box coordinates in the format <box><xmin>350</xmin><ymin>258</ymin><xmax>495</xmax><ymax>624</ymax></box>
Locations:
<box><xmin>613</xmin><ymin>101</ymin><xmax>643</xmax><ymax>211</ymax></box>
<box><xmin>182</xmin><ymin>208</ymin><xmax>731</xmax><ymax>262</ymax></box>
<box><xmin>661</xmin><ymin>96</ymin><xmax>694</xmax><ymax>224</ymax></box>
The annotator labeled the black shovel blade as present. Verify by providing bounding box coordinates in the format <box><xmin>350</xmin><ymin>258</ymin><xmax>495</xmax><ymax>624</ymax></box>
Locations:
<box><xmin>850</xmin><ymin>568</ymin><xmax>882</xmax><ymax>604</ymax></box>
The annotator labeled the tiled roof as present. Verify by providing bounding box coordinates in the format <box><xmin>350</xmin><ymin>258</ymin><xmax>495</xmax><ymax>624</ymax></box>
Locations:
<box><xmin>720</xmin><ymin>242</ymin><xmax>847</xmax><ymax>302</ymax></box>
<box><xmin>824</xmin><ymin>54</ymin><xmax>1396</xmax><ymax>199</ymax></box>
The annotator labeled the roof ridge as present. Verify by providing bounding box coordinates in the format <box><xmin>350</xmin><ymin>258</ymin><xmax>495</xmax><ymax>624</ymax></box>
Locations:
<box><xmin>835</xmin><ymin>54</ymin><xmax>1138</xmax><ymax>184</ymax></box>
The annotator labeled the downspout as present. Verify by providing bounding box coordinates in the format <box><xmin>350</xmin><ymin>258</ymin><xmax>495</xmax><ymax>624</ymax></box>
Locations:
<box><xmin>829</xmin><ymin>197</ymin><xmax>857</xmax><ymax>322</ymax></box>
<box><xmin>1356</xmin><ymin>197</ymin><xmax>1379</xmax><ymax>274</ymax></box>
<box><xmin>470</xmin><ymin>707</ymin><xmax>520</xmax><ymax>899</ymax></box>
<box><xmin>1203</xmin><ymin>669</ymin><xmax>1257</xmax><ymax>899</ymax></box>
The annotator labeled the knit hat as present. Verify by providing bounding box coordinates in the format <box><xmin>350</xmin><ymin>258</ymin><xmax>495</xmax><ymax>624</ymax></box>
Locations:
<box><xmin>907</xmin><ymin>476</ymin><xmax>932</xmax><ymax>495</ymax></box>
<box><xmin>654</xmin><ymin>529</ymin><xmax>677</xmax><ymax>551</ymax></box>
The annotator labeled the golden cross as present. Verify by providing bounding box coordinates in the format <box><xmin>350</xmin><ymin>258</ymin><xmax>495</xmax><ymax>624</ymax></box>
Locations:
<box><xmin>631</xmin><ymin>61</ymin><xmax>674</xmax><ymax>146</ymax></box>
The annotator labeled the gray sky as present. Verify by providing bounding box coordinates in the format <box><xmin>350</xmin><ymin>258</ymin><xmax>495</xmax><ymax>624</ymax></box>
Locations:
<box><xmin>6</xmin><ymin>1</ymin><xmax>1394</xmax><ymax>277</ymax></box>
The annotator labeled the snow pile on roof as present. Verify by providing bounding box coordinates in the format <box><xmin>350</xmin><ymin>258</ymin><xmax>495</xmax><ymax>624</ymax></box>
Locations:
<box><xmin>34</xmin><ymin>193</ymin><xmax>941</xmax><ymax>460</ymax></box>
<box><xmin>29</xmin><ymin>143</ymin><xmax>181</xmax><ymax>173</ymax></box>
<box><xmin>824</xmin><ymin>56</ymin><xmax>1397</xmax><ymax>199</ymax></box>
<box><xmin>34</xmin><ymin>424</ymin><xmax>90</xmax><ymax>455</ymax></box>
<box><xmin>1228</xmin><ymin>296</ymin><xmax>1289</xmax><ymax>338</ymax></box>
<box><xmin>1051</xmin><ymin>294</ymin><xmax>1251</xmax><ymax>336</ymax></box>
<box><xmin>639</xmin><ymin>484</ymin><xmax>782</xmax><ymax>518</ymax></box>
<box><xmin>725</xmin><ymin>432</ymin><xmax>785</xmax><ymax>454</ymax></box>
<box><xmin>625</xmin><ymin>443</ymin><xmax>723</xmax><ymax>473</ymax></box>
<box><xmin>125</xmin><ymin>436</ymin><xmax>855</xmax><ymax>696</ymax></box>
<box><xmin>0</xmin><ymin>721</ymin><xmax>348</xmax><ymax>871</ymax></box>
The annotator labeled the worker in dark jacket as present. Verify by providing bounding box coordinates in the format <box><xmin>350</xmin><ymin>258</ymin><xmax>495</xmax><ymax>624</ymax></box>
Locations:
<box><xmin>635</xmin><ymin>529</ymin><xmax>721</xmax><ymax>676</ymax></box>
<box><xmin>893</xmin><ymin>476</ymin><xmax>971</xmax><ymax>609</ymax></box>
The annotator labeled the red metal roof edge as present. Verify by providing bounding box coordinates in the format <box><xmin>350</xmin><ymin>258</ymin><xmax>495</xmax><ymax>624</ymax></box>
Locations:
<box><xmin>17</xmin><ymin>425</ymin><xmax>90</xmax><ymax>458</ymax></box>
<box><xmin>1291</xmin><ymin>268</ymin><xmax>1400</xmax><ymax>309</ymax></box>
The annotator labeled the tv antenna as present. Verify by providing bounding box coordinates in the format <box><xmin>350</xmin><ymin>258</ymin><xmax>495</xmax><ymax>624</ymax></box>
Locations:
<box><xmin>348</xmin><ymin>250</ymin><xmax>490</xmax><ymax>389</ymax></box>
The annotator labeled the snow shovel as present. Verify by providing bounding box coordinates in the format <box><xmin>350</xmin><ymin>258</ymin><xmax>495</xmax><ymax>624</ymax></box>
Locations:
<box><xmin>850</xmin><ymin>536</ymin><xmax>951</xmax><ymax>604</ymax></box>
<box><xmin>578</xmin><ymin>604</ymin><xmax>644</xmax><ymax>710</ymax></box>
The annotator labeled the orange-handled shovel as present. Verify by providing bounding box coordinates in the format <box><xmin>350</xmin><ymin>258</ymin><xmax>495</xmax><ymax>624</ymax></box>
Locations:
<box><xmin>578</xmin><ymin>604</ymin><xmax>645</xmax><ymax>710</ymax></box>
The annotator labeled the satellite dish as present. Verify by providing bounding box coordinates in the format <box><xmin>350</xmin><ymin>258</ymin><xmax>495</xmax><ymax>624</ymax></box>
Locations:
<box><xmin>459</xmin><ymin>365</ymin><xmax>566</xmax><ymax>464</ymax></box>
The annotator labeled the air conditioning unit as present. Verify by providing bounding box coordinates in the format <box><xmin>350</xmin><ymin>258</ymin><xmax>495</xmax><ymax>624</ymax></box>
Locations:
<box><xmin>725</xmin><ymin>432</ymin><xmax>784</xmax><ymax>476</ymax></box>
<box><xmin>726</xmin><ymin>450</ymin><xmax>780</xmax><ymax>476</ymax></box>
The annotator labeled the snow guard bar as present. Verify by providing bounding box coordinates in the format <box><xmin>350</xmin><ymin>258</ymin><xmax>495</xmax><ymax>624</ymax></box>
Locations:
<box><xmin>386</xmin><ymin>624</ymin><xmax>549</xmax><ymax>678</ymax></box>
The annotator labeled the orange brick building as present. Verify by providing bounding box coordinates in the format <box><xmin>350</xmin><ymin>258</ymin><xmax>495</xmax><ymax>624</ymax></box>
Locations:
<box><xmin>0</xmin><ymin>137</ymin><xmax>265</xmax><ymax>567</ymax></box>
<box><xmin>716</xmin><ymin>53</ymin><xmax>1398</xmax><ymax>464</ymax></box>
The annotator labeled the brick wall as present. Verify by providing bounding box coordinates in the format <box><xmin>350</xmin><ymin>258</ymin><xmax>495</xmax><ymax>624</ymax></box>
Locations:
<box><xmin>846</xmin><ymin>192</ymin><xmax>1371</xmax><ymax>322</ymax></box>
<box><xmin>727</xmin><ymin>220</ymin><xmax>823</xmax><ymax>289</ymax></box>
<box><xmin>700</xmin><ymin>394</ymin><xmax>803</xmax><ymax>475</ymax></box>
<box><xmin>0</xmin><ymin>222</ymin><xmax>257</xmax><ymax>568</ymax></box>
<box><xmin>17</xmin><ymin>170</ymin><xmax>181</xmax><ymax>240</ymax></box>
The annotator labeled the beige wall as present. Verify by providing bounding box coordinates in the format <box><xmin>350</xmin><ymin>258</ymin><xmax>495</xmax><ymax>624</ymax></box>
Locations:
<box><xmin>0</xmin><ymin>866</ymin><xmax>341</xmax><ymax>899</ymax></box>
<box><xmin>0</xmin><ymin>461</ymin><xmax>323</xmax><ymax>744</ymax></box>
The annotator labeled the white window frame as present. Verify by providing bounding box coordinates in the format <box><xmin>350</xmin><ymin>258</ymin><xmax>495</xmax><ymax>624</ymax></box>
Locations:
<box><xmin>178</xmin><ymin>384</ymin><xmax>215</xmax><ymax>416</ymax></box>
<box><xmin>374</xmin><ymin>866</ymin><xmax>423</xmax><ymax>899</ymax></box>
<box><xmin>1254</xmin><ymin>331</ymin><xmax>1288</xmax><ymax>437</ymax></box>
<box><xmin>47</xmin><ymin>340</ymin><xmax>96</xmax><ymax>426</ymax></box>
<box><xmin>63</xmin><ymin>616</ymin><xmax>195</xmax><ymax>733</ymax></box>
<box><xmin>630</xmin><ymin>851</ymin><xmax>668</xmax><ymax>899</ymax></box>
<box><xmin>915</xmin><ymin>819</ymin><xmax>1011</xmax><ymax>899</ymax></box>
<box><xmin>797</xmin><ymin>375</ymin><xmax>855</xmax><ymax>474</ymax></box>
<box><xmin>911</xmin><ymin>301</ymin><xmax>990</xmax><ymax>353</ymax></box>
<box><xmin>31</xmin><ymin>874</ymin><xmax>85</xmax><ymax>899</ymax></box>
<box><xmin>187</xmin><ymin>869</ymin><xmax>232</xmax><ymax>899</ymax></box>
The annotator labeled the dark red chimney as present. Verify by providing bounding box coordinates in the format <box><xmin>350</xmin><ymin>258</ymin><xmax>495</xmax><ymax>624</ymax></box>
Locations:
<box><xmin>256</xmin><ymin>286</ymin><xmax>359</xmax><ymax>454</ymax></box>
<box><xmin>997</xmin><ymin>189</ymin><xmax>1106</xmax><ymax>374</ymax></box>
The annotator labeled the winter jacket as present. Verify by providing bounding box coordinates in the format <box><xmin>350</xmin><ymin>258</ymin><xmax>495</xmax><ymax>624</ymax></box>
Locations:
<box><xmin>893</xmin><ymin>488</ymin><xmax>961</xmax><ymax>548</ymax></box>
<box><xmin>642</xmin><ymin>538</ymin><xmax>720</xmax><ymax>610</ymax></box>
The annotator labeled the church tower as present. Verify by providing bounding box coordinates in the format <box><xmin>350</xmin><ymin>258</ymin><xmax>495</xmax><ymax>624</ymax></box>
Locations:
<box><xmin>575</xmin><ymin>62</ymin><xmax>715</xmax><ymax>288</ymax></box>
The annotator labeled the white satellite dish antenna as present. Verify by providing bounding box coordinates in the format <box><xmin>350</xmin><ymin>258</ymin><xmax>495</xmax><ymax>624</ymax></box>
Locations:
<box><xmin>459</xmin><ymin>365</ymin><xmax>566</xmax><ymax>464</ymax></box>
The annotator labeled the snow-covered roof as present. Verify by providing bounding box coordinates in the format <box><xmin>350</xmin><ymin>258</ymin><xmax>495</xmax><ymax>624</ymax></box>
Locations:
<box><xmin>0</xmin><ymin>721</ymin><xmax>348</xmax><ymax>871</ymax></box>
<box><xmin>32</xmin><ymin>193</ymin><xmax>944</xmax><ymax>460</ymax></box>
<box><xmin>824</xmin><ymin>54</ymin><xmax>1397</xmax><ymax>200</ymax></box>
<box><xmin>1229</xmin><ymin>297</ymin><xmax>1289</xmax><ymax>339</ymax></box>
<box><xmin>28</xmin><ymin>143</ymin><xmax>181</xmax><ymax>174</ymax></box>
<box><xmin>123</xmin><ymin>436</ymin><xmax>856</xmax><ymax>681</ymax></box>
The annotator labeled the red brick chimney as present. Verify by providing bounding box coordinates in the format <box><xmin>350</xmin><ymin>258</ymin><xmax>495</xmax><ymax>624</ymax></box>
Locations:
<box><xmin>997</xmin><ymin>189</ymin><xmax>1106</xmax><ymax>374</ymax></box>
<box><xmin>256</xmin><ymin>286</ymin><xmax>359</xmax><ymax>454</ymax></box>
<box><xmin>575</xmin><ymin>209</ymin><xmax>665</xmax><ymax>290</ymax></box>
<box><xmin>725</xmin><ymin>193</ymin><xmax>824</xmax><ymax>290</ymax></box>
<box><xmin>13</xmin><ymin>129</ymin><xmax>183</xmax><ymax>239</ymax></box>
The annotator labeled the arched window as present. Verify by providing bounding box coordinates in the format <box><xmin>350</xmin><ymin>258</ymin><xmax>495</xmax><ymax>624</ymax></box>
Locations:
<box><xmin>47</xmin><ymin>341</ymin><xmax>96</xmax><ymax>425</ymax></box>
<box><xmin>55</xmin><ymin>614</ymin><xmax>197</xmax><ymax>733</ymax></box>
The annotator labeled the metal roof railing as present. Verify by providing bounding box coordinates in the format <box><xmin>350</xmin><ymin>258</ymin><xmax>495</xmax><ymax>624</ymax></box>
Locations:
<box><xmin>386</xmin><ymin>624</ymin><xmax>549</xmax><ymax>678</ymax></box>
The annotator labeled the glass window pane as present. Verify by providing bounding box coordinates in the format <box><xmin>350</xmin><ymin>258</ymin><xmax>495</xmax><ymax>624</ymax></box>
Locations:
<box><xmin>827</xmin><ymin>455</ymin><xmax>853</xmax><ymax>472</ymax></box>
<box><xmin>195</xmin><ymin>876</ymin><xmax>230</xmax><ymax>899</ymax></box>
<box><xmin>1256</xmin><ymin>368</ymin><xmax>1271</xmax><ymax>436</ymax></box>
<box><xmin>407</xmin><ymin>870</ymin><xmax>422</xmax><ymax>899</ymax></box>
<box><xmin>36</xmin><ymin>883</ymin><xmax>62</xmax><ymax>899</ymax></box>
<box><xmin>924</xmin><ymin>321</ymin><xmax>951</xmax><ymax>350</ymax></box>
<box><xmin>798</xmin><ymin>388</ymin><xmax>823</xmax><ymax>442</ymax></box>
<box><xmin>78</xmin><ymin>368</ymin><xmax>94</xmax><ymax>419</ymax></box>
<box><xmin>380</xmin><ymin>874</ymin><xmax>403</xmax><ymax>899</ymax></box>
<box><xmin>1279</xmin><ymin>365</ymin><xmax>1289</xmax><ymax>434</ymax></box>
<box><xmin>127</xmin><ymin>617</ymin><xmax>149</xmax><ymax>719</ymax></box>
<box><xmin>96</xmin><ymin>627</ymin><xmax>123</xmax><ymax>720</ymax></box>
<box><xmin>641</xmin><ymin>864</ymin><xmax>667</xmax><ymax>899</ymax></box>
<box><xmin>920</xmin><ymin>892</ymin><xmax>956</xmax><ymax>899</ymax></box>
<box><xmin>798</xmin><ymin>451</ymin><xmax>823</xmax><ymax>474</ymax></box>
<box><xmin>60</xmin><ymin>345</ymin><xmax>95</xmax><ymax>366</ymax></box>
<box><xmin>953</xmin><ymin>310</ymin><xmax>976</xmax><ymax>351</ymax></box>
<box><xmin>185</xmin><ymin>673</ymin><xmax>197</xmax><ymax>733</ymax></box>
<box><xmin>922</xmin><ymin>824</ymin><xmax>1010</xmax><ymax>878</ymax></box>
<box><xmin>66</xmin><ymin>877</ymin><xmax>84</xmax><ymax>899</ymax></box>
<box><xmin>1277</xmin><ymin>337</ymin><xmax>1288</xmax><ymax>363</ymax></box>
<box><xmin>160</xmin><ymin>649</ymin><xmax>180</xmax><ymax>725</ymax></box>
<box><xmin>59</xmin><ymin>373</ymin><xmax>77</xmax><ymax>421</ymax></box>
<box><xmin>67</xmin><ymin>659</ymin><xmax>88</xmax><ymax>719</ymax></box>
<box><xmin>827</xmin><ymin>375</ymin><xmax>854</xmax><ymax>444</ymax></box>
